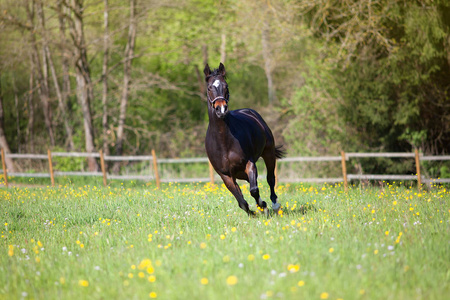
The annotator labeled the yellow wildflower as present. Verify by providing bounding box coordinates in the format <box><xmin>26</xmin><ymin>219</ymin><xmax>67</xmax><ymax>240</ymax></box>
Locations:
<box><xmin>226</xmin><ymin>275</ymin><xmax>238</xmax><ymax>286</ymax></box>
<box><xmin>287</xmin><ymin>264</ymin><xmax>300</xmax><ymax>273</ymax></box>
<box><xmin>138</xmin><ymin>259</ymin><xmax>152</xmax><ymax>270</ymax></box>
<box><xmin>78</xmin><ymin>280</ymin><xmax>89</xmax><ymax>287</ymax></box>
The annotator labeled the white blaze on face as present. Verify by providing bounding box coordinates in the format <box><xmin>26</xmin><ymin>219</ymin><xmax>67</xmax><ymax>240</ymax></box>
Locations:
<box><xmin>220</xmin><ymin>105</ymin><xmax>226</xmax><ymax>114</ymax></box>
<box><xmin>213</xmin><ymin>80</ymin><xmax>220</xmax><ymax>88</ymax></box>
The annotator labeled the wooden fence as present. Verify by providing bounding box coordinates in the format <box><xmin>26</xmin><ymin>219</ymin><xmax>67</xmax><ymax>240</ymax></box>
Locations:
<box><xmin>1</xmin><ymin>148</ymin><xmax>450</xmax><ymax>189</ymax></box>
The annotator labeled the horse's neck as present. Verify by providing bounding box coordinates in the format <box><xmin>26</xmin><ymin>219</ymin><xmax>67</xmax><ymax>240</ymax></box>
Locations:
<box><xmin>208</xmin><ymin>110</ymin><xmax>230</xmax><ymax>138</ymax></box>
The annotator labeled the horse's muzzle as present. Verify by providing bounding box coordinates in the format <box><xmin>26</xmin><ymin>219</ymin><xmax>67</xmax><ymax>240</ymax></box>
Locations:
<box><xmin>214</xmin><ymin>101</ymin><xmax>228</xmax><ymax>119</ymax></box>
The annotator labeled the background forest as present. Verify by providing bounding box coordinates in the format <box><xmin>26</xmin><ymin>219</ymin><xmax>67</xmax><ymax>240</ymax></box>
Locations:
<box><xmin>0</xmin><ymin>0</ymin><xmax>449</xmax><ymax>177</ymax></box>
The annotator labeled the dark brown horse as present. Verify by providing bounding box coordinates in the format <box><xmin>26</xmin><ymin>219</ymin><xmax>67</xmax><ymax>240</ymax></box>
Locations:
<box><xmin>204</xmin><ymin>63</ymin><xmax>285</xmax><ymax>216</ymax></box>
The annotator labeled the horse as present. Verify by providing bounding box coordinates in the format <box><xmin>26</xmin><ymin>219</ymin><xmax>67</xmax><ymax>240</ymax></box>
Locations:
<box><xmin>204</xmin><ymin>63</ymin><xmax>285</xmax><ymax>216</ymax></box>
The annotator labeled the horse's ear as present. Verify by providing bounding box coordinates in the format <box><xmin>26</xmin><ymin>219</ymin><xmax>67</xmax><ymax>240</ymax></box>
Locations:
<box><xmin>218</xmin><ymin>62</ymin><xmax>226</xmax><ymax>76</ymax></box>
<box><xmin>203</xmin><ymin>64</ymin><xmax>211</xmax><ymax>77</ymax></box>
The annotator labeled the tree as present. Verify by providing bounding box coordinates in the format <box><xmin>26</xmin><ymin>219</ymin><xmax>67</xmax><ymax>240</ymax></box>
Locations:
<box><xmin>37</xmin><ymin>0</ymin><xmax>75</xmax><ymax>150</ymax></box>
<box><xmin>0</xmin><ymin>75</ymin><xmax>16</xmax><ymax>172</ymax></box>
<box><xmin>113</xmin><ymin>0</ymin><xmax>137</xmax><ymax>173</ymax></box>
<box><xmin>29</xmin><ymin>1</ymin><xmax>55</xmax><ymax>147</ymax></box>
<box><xmin>101</xmin><ymin>0</ymin><xmax>110</xmax><ymax>157</ymax></box>
<box><xmin>25</xmin><ymin>64</ymin><xmax>35</xmax><ymax>153</ymax></box>
<box><xmin>64</xmin><ymin>0</ymin><xmax>99</xmax><ymax>171</ymax></box>
<box><xmin>261</xmin><ymin>19</ymin><xmax>276</xmax><ymax>104</ymax></box>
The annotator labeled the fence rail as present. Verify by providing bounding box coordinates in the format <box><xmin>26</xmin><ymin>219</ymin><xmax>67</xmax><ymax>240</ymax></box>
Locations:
<box><xmin>1</xmin><ymin>148</ymin><xmax>450</xmax><ymax>189</ymax></box>
<box><xmin>345</xmin><ymin>152</ymin><xmax>416</xmax><ymax>158</ymax></box>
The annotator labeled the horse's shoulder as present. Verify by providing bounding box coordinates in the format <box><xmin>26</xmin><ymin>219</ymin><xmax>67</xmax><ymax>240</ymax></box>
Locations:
<box><xmin>230</xmin><ymin>108</ymin><xmax>263</xmax><ymax>121</ymax></box>
<box><xmin>230</xmin><ymin>108</ymin><xmax>268</xmax><ymax>130</ymax></box>
<box><xmin>232</xmin><ymin>108</ymin><xmax>258</xmax><ymax>115</ymax></box>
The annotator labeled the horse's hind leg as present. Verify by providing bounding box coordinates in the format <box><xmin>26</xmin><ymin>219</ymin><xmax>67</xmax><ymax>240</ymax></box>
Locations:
<box><xmin>263</xmin><ymin>154</ymin><xmax>281</xmax><ymax>213</ymax></box>
<box><xmin>245</xmin><ymin>161</ymin><xmax>268</xmax><ymax>216</ymax></box>
<box><xmin>220</xmin><ymin>174</ymin><xmax>254</xmax><ymax>216</ymax></box>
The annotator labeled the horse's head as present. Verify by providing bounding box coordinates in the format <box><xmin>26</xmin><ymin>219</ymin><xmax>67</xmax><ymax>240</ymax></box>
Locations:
<box><xmin>204</xmin><ymin>63</ymin><xmax>229</xmax><ymax>119</ymax></box>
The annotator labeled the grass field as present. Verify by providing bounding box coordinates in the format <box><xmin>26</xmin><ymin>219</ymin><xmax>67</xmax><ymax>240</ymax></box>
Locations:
<box><xmin>1</xmin><ymin>180</ymin><xmax>449</xmax><ymax>299</ymax></box>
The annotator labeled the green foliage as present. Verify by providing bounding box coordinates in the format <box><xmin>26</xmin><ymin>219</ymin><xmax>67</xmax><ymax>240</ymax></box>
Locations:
<box><xmin>52</xmin><ymin>148</ymin><xmax>87</xmax><ymax>172</ymax></box>
<box><xmin>399</xmin><ymin>129</ymin><xmax>427</xmax><ymax>149</ymax></box>
<box><xmin>332</xmin><ymin>1</ymin><xmax>450</xmax><ymax>156</ymax></box>
<box><xmin>281</xmin><ymin>37</ymin><xmax>346</xmax><ymax>158</ymax></box>
<box><xmin>0</xmin><ymin>0</ymin><xmax>449</xmax><ymax>179</ymax></box>
<box><xmin>441</xmin><ymin>165</ymin><xmax>450</xmax><ymax>179</ymax></box>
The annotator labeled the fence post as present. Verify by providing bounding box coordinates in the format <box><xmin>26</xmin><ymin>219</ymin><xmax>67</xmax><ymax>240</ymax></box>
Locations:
<box><xmin>1</xmin><ymin>148</ymin><xmax>8</xmax><ymax>187</ymax></box>
<box><xmin>415</xmin><ymin>148</ymin><xmax>422</xmax><ymax>189</ymax></box>
<box><xmin>341</xmin><ymin>151</ymin><xmax>348</xmax><ymax>192</ymax></box>
<box><xmin>151</xmin><ymin>149</ymin><xmax>160</xmax><ymax>189</ymax></box>
<box><xmin>99</xmin><ymin>150</ymin><xmax>107</xmax><ymax>187</ymax></box>
<box><xmin>208</xmin><ymin>160</ymin><xmax>215</xmax><ymax>185</ymax></box>
<box><xmin>47</xmin><ymin>149</ymin><xmax>55</xmax><ymax>187</ymax></box>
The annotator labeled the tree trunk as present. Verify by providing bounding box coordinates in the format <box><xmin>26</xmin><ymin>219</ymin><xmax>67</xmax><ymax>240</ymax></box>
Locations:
<box><xmin>26</xmin><ymin>56</ymin><xmax>35</xmax><ymax>153</ymax></box>
<box><xmin>447</xmin><ymin>34</ymin><xmax>450</xmax><ymax>70</ymax></box>
<box><xmin>12</xmin><ymin>76</ymin><xmax>21</xmax><ymax>152</ymax></box>
<box><xmin>37</xmin><ymin>1</ymin><xmax>75</xmax><ymax>151</ymax></box>
<box><xmin>113</xmin><ymin>0</ymin><xmax>137</xmax><ymax>174</ymax></box>
<box><xmin>27</xmin><ymin>1</ymin><xmax>55</xmax><ymax>146</ymax></box>
<box><xmin>261</xmin><ymin>20</ymin><xmax>276</xmax><ymax>104</ymax></box>
<box><xmin>57</xmin><ymin>0</ymin><xmax>72</xmax><ymax>111</ymax></box>
<box><xmin>102</xmin><ymin>0</ymin><xmax>110</xmax><ymax>157</ymax></box>
<box><xmin>47</xmin><ymin>48</ymin><xmax>75</xmax><ymax>150</ymax></box>
<box><xmin>0</xmin><ymin>76</ymin><xmax>16</xmax><ymax>173</ymax></box>
<box><xmin>67</xmin><ymin>0</ymin><xmax>99</xmax><ymax>171</ymax></box>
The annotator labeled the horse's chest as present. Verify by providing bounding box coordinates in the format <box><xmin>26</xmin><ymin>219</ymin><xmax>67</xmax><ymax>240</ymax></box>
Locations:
<box><xmin>206</xmin><ymin>138</ymin><xmax>245</xmax><ymax>174</ymax></box>
<box><xmin>216</xmin><ymin>152</ymin><xmax>246</xmax><ymax>175</ymax></box>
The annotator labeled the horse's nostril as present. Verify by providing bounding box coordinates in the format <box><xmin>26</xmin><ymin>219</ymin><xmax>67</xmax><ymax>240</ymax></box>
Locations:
<box><xmin>215</xmin><ymin>103</ymin><xmax>228</xmax><ymax>116</ymax></box>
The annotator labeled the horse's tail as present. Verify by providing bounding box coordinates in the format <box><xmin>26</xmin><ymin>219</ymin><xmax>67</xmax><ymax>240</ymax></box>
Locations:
<box><xmin>275</xmin><ymin>145</ymin><xmax>286</xmax><ymax>160</ymax></box>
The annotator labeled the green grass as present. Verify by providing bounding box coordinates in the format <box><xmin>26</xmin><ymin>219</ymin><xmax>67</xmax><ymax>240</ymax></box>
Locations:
<box><xmin>1</xmin><ymin>181</ymin><xmax>449</xmax><ymax>300</ymax></box>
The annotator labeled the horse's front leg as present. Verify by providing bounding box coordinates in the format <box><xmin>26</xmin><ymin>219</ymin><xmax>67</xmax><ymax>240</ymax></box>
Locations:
<box><xmin>220</xmin><ymin>174</ymin><xmax>254</xmax><ymax>216</ymax></box>
<box><xmin>245</xmin><ymin>161</ymin><xmax>268</xmax><ymax>216</ymax></box>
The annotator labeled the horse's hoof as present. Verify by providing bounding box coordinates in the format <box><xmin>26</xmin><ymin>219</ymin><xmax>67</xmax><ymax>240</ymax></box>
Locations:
<box><xmin>263</xmin><ymin>207</ymin><xmax>269</xmax><ymax>218</ymax></box>
<box><xmin>272</xmin><ymin>202</ymin><xmax>281</xmax><ymax>213</ymax></box>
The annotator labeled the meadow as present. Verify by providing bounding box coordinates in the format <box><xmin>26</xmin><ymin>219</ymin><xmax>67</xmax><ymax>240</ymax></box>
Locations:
<box><xmin>1</xmin><ymin>180</ymin><xmax>449</xmax><ymax>300</ymax></box>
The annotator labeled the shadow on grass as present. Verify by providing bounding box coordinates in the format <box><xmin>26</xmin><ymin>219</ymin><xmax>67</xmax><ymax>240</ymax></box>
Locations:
<box><xmin>251</xmin><ymin>203</ymin><xmax>318</xmax><ymax>218</ymax></box>
<box><xmin>280</xmin><ymin>203</ymin><xmax>318</xmax><ymax>217</ymax></box>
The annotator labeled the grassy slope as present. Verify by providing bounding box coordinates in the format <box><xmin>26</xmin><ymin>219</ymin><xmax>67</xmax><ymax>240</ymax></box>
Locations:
<box><xmin>1</xmin><ymin>181</ymin><xmax>449</xmax><ymax>299</ymax></box>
